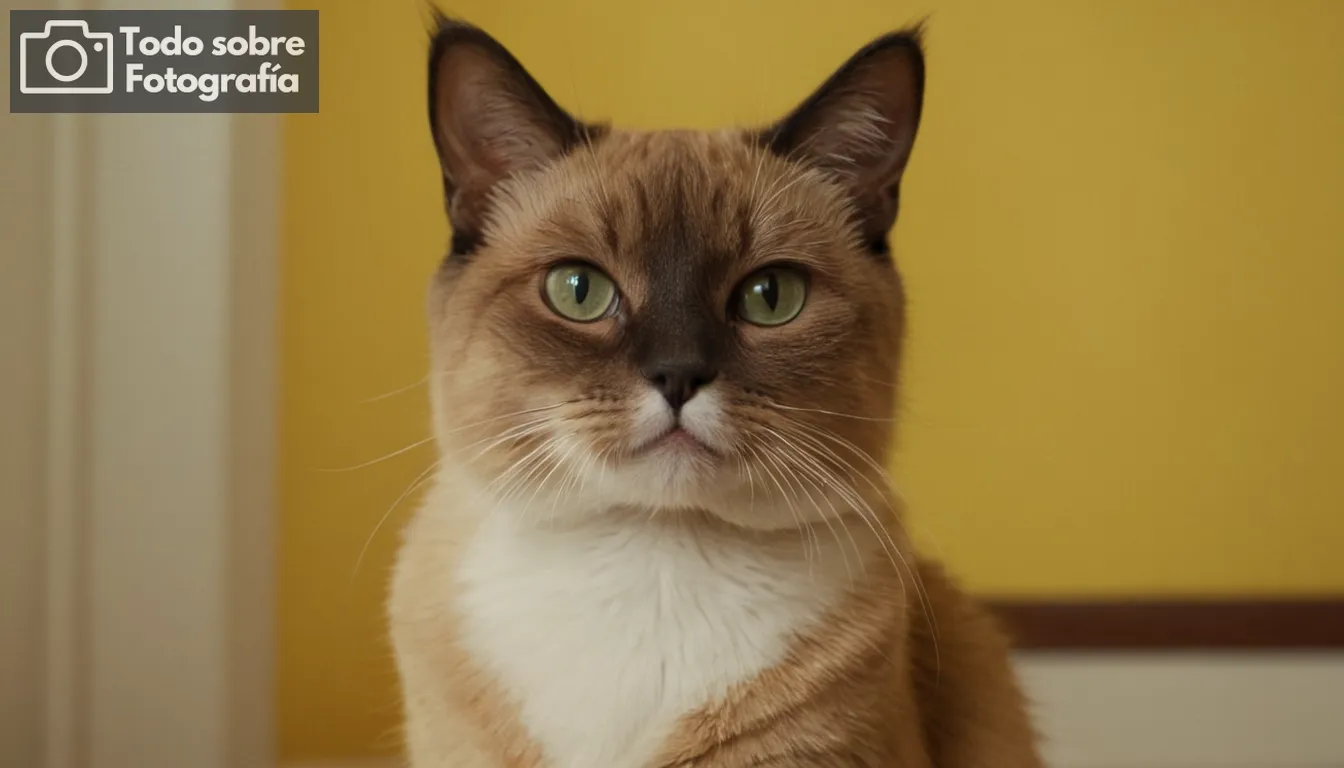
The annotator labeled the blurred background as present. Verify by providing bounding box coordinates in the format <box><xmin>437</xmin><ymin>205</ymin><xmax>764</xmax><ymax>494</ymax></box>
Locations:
<box><xmin>4</xmin><ymin>1</ymin><xmax>1342</xmax><ymax>767</ymax></box>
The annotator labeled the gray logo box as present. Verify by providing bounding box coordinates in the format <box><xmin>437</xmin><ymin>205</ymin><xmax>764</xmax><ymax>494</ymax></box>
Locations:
<box><xmin>10</xmin><ymin>10</ymin><xmax>318</xmax><ymax>113</ymax></box>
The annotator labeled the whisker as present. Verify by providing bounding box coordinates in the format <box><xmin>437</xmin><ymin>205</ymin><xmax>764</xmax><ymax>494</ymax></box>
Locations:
<box><xmin>438</xmin><ymin>400</ymin><xmax>576</xmax><ymax>441</ymax></box>
<box><xmin>775</xmin><ymin>420</ymin><xmax>888</xmax><ymax>496</ymax></box>
<box><xmin>523</xmin><ymin>439</ymin><xmax>572</xmax><ymax>523</ymax></box>
<box><xmin>351</xmin><ymin>459</ymin><xmax>440</xmax><ymax>582</ymax></box>
<box><xmin>781</xmin><ymin>417</ymin><xmax>896</xmax><ymax>487</ymax></box>
<box><xmin>492</xmin><ymin>436</ymin><xmax>565</xmax><ymax>534</ymax></box>
<box><xmin>753</xmin><ymin>441</ymin><xmax>820</xmax><ymax>572</ymax></box>
<box><xmin>775</xmin><ymin>421</ymin><xmax>941</xmax><ymax>665</ymax></box>
<box><xmin>457</xmin><ymin>418</ymin><xmax>555</xmax><ymax>463</ymax></box>
<box><xmin>318</xmin><ymin>435</ymin><xmax>435</xmax><ymax>473</ymax></box>
<box><xmin>487</xmin><ymin>436</ymin><xmax>558</xmax><ymax>498</ymax></box>
<box><xmin>771</xmin><ymin>401</ymin><xmax>897</xmax><ymax>423</ymax></box>
<box><xmin>735</xmin><ymin>446</ymin><xmax>758</xmax><ymax>514</ymax></box>
<box><xmin>357</xmin><ymin>374</ymin><xmax>428</xmax><ymax>404</ymax></box>
<box><xmin>574</xmin><ymin>442</ymin><xmax>600</xmax><ymax>496</ymax></box>
<box><xmin>743</xmin><ymin>442</ymin><xmax>810</xmax><ymax>572</ymax></box>
<box><xmin>551</xmin><ymin>441</ymin><xmax>593</xmax><ymax>524</ymax></box>
<box><xmin>517</xmin><ymin>440</ymin><xmax>568</xmax><ymax>533</ymax></box>
<box><xmin>483</xmin><ymin>438</ymin><xmax>561</xmax><ymax>534</ymax></box>
<box><xmin>760</xmin><ymin>429</ymin><xmax>857</xmax><ymax>581</ymax></box>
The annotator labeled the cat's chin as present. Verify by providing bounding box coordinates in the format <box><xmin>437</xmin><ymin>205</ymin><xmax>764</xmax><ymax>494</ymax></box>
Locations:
<box><xmin>617</xmin><ymin>447</ymin><xmax>726</xmax><ymax>502</ymax></box>
<box><xmin>597</xmin><ymin>457</ymin><xmax>861</xmax><ymax>534</ymax></box>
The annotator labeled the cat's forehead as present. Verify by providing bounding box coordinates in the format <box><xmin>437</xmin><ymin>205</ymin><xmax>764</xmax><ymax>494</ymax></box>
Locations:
<box><xmin>593</xmin><ymin>133</ymin><xmax>756</xmax><ymax>256</ymax></box>
<box><xmin>590</xmin><ymin>129</ymin><xmax>755</xmax><ymax>169</ymax></box>
<box><xmin>587</xmin><ymin>130</ymin><xmax>820</xmax><ymax>206</ymax></box>
<box><xmin>546</xmin><ymin>131</ymin><xmax>849</xmax><ymax>251</ymax></box>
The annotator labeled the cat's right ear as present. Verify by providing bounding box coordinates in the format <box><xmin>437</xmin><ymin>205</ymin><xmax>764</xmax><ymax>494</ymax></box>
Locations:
<box><xmin>428</xmin><ymin>18</ymin><xmax>597</xmax><ymax>255</ymax></box>
<box><xmin>759</xmin><ymin>28</ymin><xmax>925</xmax><ymax>255</ymax></box>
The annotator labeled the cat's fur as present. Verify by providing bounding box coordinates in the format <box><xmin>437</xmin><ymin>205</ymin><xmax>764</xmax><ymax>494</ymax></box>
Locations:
<box><xmin>390</xmin><ymin>17</ymin><xmax>1043</xmax><ymax>768</ymax></box>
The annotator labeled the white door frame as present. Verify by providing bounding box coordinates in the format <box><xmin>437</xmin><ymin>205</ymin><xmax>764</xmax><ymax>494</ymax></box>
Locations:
<box><xmin>43</xmin><ymin>2</ymin><xmax>278</xmax><ymax>766</ymax></box>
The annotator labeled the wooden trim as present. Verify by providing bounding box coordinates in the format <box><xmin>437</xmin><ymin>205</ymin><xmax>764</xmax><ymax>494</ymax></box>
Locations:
<box><xmin>987</xmin><ymin>599</ymin><xmax>1344</xmax><ymax>650</ymax></box>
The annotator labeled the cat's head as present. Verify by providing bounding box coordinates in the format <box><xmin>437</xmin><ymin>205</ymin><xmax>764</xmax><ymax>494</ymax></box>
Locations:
<box><xmin>425</xmin><ymin>19</ymin><xmax>924</xmax><ymax>530</ymax></box>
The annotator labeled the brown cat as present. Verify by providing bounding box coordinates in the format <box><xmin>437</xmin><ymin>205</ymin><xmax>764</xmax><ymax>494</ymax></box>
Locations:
<box><xmin>390</xmin><ymin>17</ymin><xmax>1043</xmax><ymax>768</ymax></box>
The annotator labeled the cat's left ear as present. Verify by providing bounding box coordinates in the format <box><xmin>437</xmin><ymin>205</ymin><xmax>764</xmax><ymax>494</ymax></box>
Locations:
<box><xmin>760</xmin><ymin>29</ymin><xmax>925</xmax><ymax>253</ymax></box>
<box><xmin>428</xmin><ymin>18</ymin><xmax>598</xmax><ymax>254</ymax></box>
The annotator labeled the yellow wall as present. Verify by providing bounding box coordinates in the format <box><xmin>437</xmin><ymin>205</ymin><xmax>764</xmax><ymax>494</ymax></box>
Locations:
<box><xmin>281</xmin><ymin>0</ymin><xmax>1344</xmax><ymax>759</ymax></box>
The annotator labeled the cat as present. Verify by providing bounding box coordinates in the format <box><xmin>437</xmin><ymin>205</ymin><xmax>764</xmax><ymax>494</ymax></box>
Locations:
<box><xmin>389</xmin><ymin>16</ymin><xmax>1044</xmax><ymax>768</ymax></box>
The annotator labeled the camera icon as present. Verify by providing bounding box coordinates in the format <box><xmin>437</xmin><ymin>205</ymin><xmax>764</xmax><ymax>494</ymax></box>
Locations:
<box><xmin>19</xmin><ymin>20</ymin><xmax>115</xmax><ymax>95</ymax></box>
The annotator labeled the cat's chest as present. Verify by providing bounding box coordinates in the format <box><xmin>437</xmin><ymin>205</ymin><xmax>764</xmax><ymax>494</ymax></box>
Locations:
<box><xmin>453</xmin><ymin>515</ymin><xmax>841</xmax><ymax>768</ymax></box>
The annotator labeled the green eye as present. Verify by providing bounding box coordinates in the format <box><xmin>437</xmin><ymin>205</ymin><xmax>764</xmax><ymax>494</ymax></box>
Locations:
<box><xmin>737</xmin><ymin>267</ymin><xmax>807</xmax><ymax>326</ymax></box>
<box><xmin>543</xmin><ymin>263</ymin><xmax>617</xmax><ymax>322</ymax></box>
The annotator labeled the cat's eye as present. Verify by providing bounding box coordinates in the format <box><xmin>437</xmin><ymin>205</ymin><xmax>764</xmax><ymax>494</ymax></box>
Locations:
<box><xmin>736</xmin><ymin>267</ymin><xmax>807</xmax><ymax>326</ymax></box>
<box><xmin>543</xmin><ymin>263</ymin><xmax>618</xmax><ymax>323</ymax></box>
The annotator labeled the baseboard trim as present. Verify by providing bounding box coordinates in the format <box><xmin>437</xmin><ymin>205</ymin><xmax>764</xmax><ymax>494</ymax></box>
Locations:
<box><xmin>989</xmin><ymin>598</ymin><xmax>1344</xmax><ymax>650</ymax></box>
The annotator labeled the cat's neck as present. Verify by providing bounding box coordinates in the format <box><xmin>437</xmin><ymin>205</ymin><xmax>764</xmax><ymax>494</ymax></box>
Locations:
<box><xmin>426</xmin><ymin>472</ymin><xmax>904</xmax><ymax>768</ymax></box>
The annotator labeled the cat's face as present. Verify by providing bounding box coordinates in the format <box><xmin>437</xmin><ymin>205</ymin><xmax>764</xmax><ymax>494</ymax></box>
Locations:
<box><xmin>425</xmin><ymin>20</ymin><xmax>923</xmax><ymax>530</ymax></box>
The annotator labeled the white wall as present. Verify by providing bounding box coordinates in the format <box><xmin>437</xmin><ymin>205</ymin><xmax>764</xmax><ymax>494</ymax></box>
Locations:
<box><xmin>1020</xmin><ymin>654</ymin><xmax>1344</xmax><ymax>768</ymax></box>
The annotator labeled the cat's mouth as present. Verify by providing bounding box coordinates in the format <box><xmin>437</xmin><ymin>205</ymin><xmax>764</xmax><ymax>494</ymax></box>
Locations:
<box><xmin>632</xmin><ymin>424</ymin><xmax>719</xmax><ymax>459</ymax></box>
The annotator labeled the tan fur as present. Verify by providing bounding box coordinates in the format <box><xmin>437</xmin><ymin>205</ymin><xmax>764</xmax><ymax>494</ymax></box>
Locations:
<box><xmin>391</xmin><ymin>484</ymin><xmax>542</xmax><ymax>768</ymax></box>
<box><xmin>391</xmin><ymin>20</ymin><xmax>1043</xmax><ymax>768</ymax></box>
<box><xmin>645</xmin><ymin>558</ymin><xmax>1041</xmax><ymax>767</ymax></box>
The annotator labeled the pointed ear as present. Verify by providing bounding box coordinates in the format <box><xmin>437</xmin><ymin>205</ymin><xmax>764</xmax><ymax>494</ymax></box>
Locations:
<box><xmin>428</xmin><ymin>18</ymin><xmax>598</xmax><ymax>255</ymax></box>
<box><xmin>761</xmin><ymin>29</ymin><xmax>926</xmax><ymax>253</ymax></box>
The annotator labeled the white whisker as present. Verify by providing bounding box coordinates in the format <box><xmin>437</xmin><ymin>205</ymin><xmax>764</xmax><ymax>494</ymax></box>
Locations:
<box><xmin>772</xmin><ymin>401</ymin><xmax>897</xmax><ymax>423</ymax></box>
<box><xmin>318</xmin><ymin>435</ymin><xmax>435</xmax><ymax>473</ymax></box>
<box><xmin>744</xmin><ymin>442</ymin><xmax>813</xmax><ymax>574</ymax></box>
<box><xmin>773</xmin><ymin>418</ymin><xmax>941</xmax><ymax>667</ymax></box>
<box><xmin>753</xmin><ymin>441</ymin><xmax>820</xmax><ymax>573</ymax></box>
<box><xmin>352</xmin><ymin>459</ymin><xmax>440</xmax><ymax>581</ymax></box>
<box><xmin>441</xmin><ymin>400</ymin><xmax>576</xmax><ymax>439</ymax></box>
<box><xmin>358</xmin><ymin>374</ymin><xmax>428</xmax><ymax>403</ymax></box>
<box><xmin>760</xmin><ymin>428</ymin><xmax>857</xmax><ymax>581</ymax></box>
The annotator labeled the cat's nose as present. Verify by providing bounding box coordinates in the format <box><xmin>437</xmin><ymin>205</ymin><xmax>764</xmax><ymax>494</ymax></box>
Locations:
<box><xmin>643</xmin><ymin>363</ymin><xmax>717</xmax><ymax>411</ymax></box>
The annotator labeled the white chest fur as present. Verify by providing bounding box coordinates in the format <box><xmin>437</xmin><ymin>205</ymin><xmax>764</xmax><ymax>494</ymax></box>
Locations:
<box><xmin>454</xmin><ymin>512</ymin><xmax>854</xmax><ymax>768</ymax></box>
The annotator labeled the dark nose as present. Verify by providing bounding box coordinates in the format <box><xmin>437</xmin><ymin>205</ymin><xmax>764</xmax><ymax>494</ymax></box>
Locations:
<box><xmin>643</xmin><ymin>363</ymin><xmax>717</xmax><ymax>411</ymax></box>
